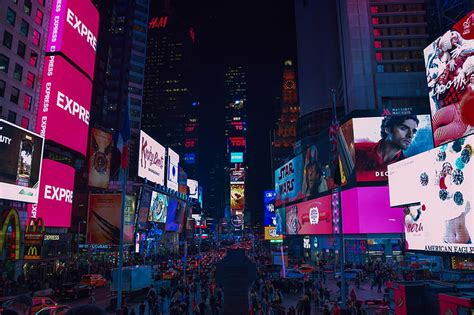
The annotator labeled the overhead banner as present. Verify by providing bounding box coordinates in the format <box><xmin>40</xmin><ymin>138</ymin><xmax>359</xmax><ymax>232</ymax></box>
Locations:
<box><xmin>46</xmin><ymin>0</ymin><xmax>100</xmax><ymax>78</ymax></box>
<box><xmin>167</xmin><ymin>148</ymin><xmax>179</xmax><ymax>192</ymax></box>
<box><xmin>87</xmin><ymin>194</ymin><xmax>135</xmax><ymax>245</ymax></box>
<box><xmin>138</xmin><ymin>130</ymin><xmax>165</xmax><ymax>185</ymax></box>
<box><xmin>36</xmin><ymin>55</ymin><xmax>92</xmax><ymax>155</ymax></box>
<box><xmin>0</xmin><ymin>120</ymin><xmax>44</xmax><ymax>203</ymax></box>
<box><xmin>88</xmin><ymin>128</ymin><xmax>112</xmax><ymax>188</ymax></box>
<box><xmin>187</xmin><ymin>179</ymin><xmax>199</xmax><ymax>199</ymax></box>
<box><xmin>424</xmin><ymin>10</ymin><xmax>474</xmax><ymax>146</ymax></box>
<box><xmin>27</xmin><ymin>159</ymin><xmax>75</xmax><ymax>227</ymax></box>
<box><xmin>285</xmin><ymin>195</ymin><xmax>333</xmax><ymax>235</ymax></box>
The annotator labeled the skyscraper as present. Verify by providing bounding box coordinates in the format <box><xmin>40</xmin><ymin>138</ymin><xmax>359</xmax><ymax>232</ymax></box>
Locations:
<box><xmin>272</xmin><ymin>60</ymin><xmax>300</xmax><ymax>170</ymax></box>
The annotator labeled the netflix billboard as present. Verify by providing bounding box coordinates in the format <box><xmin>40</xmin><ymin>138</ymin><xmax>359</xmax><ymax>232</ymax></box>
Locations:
<box><xmin>36</xmin><ymin>55</ymin><xmax>92</xmax><ymax>155</ymax></box>
<box><xmin>46</xmin><ymin>0</ymin><xmax>99</xmax><ymax>78</ymax></box>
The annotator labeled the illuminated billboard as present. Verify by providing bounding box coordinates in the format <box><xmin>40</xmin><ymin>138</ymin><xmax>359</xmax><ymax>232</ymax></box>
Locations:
<box><xmin>230</xmin><ymin>168</ymin><xmax>245</xmax><ymax>184</ymax></box>
<box><xmin>230</xmin><ymin>184</ymin><xmax>245</xmax><ymax>212</ymax></box>
<box><xmin>46</xmin><ymin>0</ymin><xmax>99</xmax><ymax>79</ymax></box>
<box><xmin>263</xmin><ymin>190</ymin><xmax>277</xmax><ymax>227</ymax></box>
<box><xmin>392</xmin><ymin>135</ymin><xmax>474</xmax><ymax>254</ymax></box>
<box><xmin>350</xmin><ymin>114</ymin><xmax>433</xmax><ymax>182</ymax></box>
<box><xmin>228</xmin><ymin>137</ymin><xmax>246</xmax><ymax>151</ymax></box>
<box><xmin>136</xmin><ymin>186</ymin><xmax>151</xmax><ymax>230</ymax></box>
<box><xmin>264</xmin><ymin>226</ymin><xmax>283</xmax><ymax>241</ymax></box>
<box><xmin>88</xmin><ymin>128</ymin><xmax>112</xmax><ymax>188</ymax></box>
<box><xmin>187</xmin><ymin>179</ymin><xmax>199</xmax><ymax>199</ymax></box>
<box><xmin>230</xmin><ymin>152</ymin><xmax>244</xmax><ymax>163</ymax></box>
<box><xmin>87</xmin><ymin>194</ymin><xmax>135</xmax><ymax>245</ymax></box>
<box><xmin>165</xmin><ymin>197</ymin><xmax>184</xmax><ymax>232</ymax></box>
<box><xmin>275</xmin><ymin>207</ymin><xmax>286</xmax><ymax>235</ymax></box>
<box><xmin>341</xmin><ymin>186</ymin><xmax>404</xmax><ymax>234</ymax></box>
<box><xmin>27</xmin><ymin>159</ymin><xmax>74</xmax><ymax>227</ymax></box>
<box><xmin>138</xmin><ymin>130</ymin><xmax>165</xmax><ymax>185</ymax></box>
<box><xmin>424</xmin><ymin>11</ymin><xmax>474</xmax><ymax>146</ymax></box>
<box><xmin>148</xmin><ymin>191</ymin><xmax>168</xmax><ymax>223</ymax></box>
<box><xmin>285</xmin><ymin>195</ymin><xmax>332</xmax><ymax>235</ymax></box>
<box><xmin>36</xmin><ymin>55</ymin><xmax>92</xmax><ymax>155</ymax></box>
<box><xmin>167</xmin><ymin>148</ymin><xmax>179</xmax><ymax>192</ymax></box>
<box><xmin>0</xmin><ymin>120</ymin><xmax>44</xmax><ymax>203</ymax></box>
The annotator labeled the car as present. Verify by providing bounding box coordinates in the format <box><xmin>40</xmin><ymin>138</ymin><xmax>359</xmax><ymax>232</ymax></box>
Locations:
<box><xmin>55</xmin><ymin>283</ymin><xmax>92</xmax><ymax>300</ymax></box>
<box><xmin>35</xmin><ymin>305</ymin><xmax>71</xmax><ymax>315</ymax></box>
<box><xmin>31</xmin><ymin>298</ymin><xmax>57</xmax><ymax>314</ymax></box>
<box><xmin>283</xmin><ymin>268</ymin><xmax>305</xmax><ymax>279</ymax></box>
<box><xmin>80</xmin><ymin>274</ymin><xmax>107</xmax><ymax>288</ymax></box>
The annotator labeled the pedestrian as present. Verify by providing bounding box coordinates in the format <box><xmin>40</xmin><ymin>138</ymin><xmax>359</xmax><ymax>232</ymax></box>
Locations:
<box><xmin>139</xmin><ymin>301</ymin><xmax>146</xmax><ymax>315</ymax></box>
<box><xmin>123</xmin><ymin>304</ymin><xmax>129</xmax><ymax>315</ymax></box>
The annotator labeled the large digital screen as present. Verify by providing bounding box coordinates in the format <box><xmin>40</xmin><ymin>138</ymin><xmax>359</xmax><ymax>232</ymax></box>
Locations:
<box><xmin>398</xmin><ymin>135</ymin><xmax>474</xmax><ymax>254</ymax></box>
<box><xmin>46</xmin><ymin>0</ymin><xmax>99</xmax><ymax>79</ymax></box>
<box><xmin>165</xmin><ymin>197</ymin><xmax>181</xmax><ymax>231</ymax></box>
<box><xmin>230</xmin><ymin>152</ymin><xmax>244</xmax><ymax>163</ymax></box>
<box><xmin>36</xmin><ymin>55</ymin><xmax>92</xmax><ymax>155</ymax></box>
<box><xmin>167</xmin><ymin>148</ymin><xmax>179</xmax><ymax>192</ymax></box>
<box><xmin>0</xmin><ymin>120</ymin><xmax>44</xmax><ymax>203</ymax></box>
<box><xmin>275</xmin><ymin>155</ymin><xmax>303</xmax><ymax>206</ymax></box>
<box><xmin>136</xmin><ymin>186</ymin><xmax>151</xmax><ymax>230</ymax></box>
<box><xmin>88</xmin><ymin>128</ymin><xmax>112</xmax><ymax>188</ymax></box>
<box><xmin>341</xmin><ymin>186</ymin><xmax>404</xmax><ymax>234</ymax></box>
<box><xmin>138</xmin><ymin>131</ymin><xmax>165</xmax><ymax>185</ymax></box>
<box><xmin>263</xmin><ymin>190</ymin><xmax>277</xmax><ymax>226</ymax></box>
<box><xmin>230</xmin><ymin>168</ymin><xmax>245</xmax><ymax>184</ymax></box>
<box><xmin>187</xmin><ymin>179</ymin><xmax>199</xmax><ymax>199</ymax></box>
<box><xmin>148</xmin><ymin>191</ymin><xmax>168</xmax><ymax>223</ymax></box>
<box><xmin>352</xmin><ymin>115</ymin><xmax>433</xmax><ymax>182</ymax></box>
<box><xmin>87</xmin><ymin>194</ymin><xmax>135</xmax><ymax>245</ymax></box>
<box><xmin>27</xmin><ymin>159</ymin><xmax>74</xmax><ymax>227</ymax></box>
<box><xmin>230</xmin><ymin>184</ymin><xmax>245</xmax><ymax>212</ymax></box>
<box><xmin>285</xmin><ymin>195</ymin><xmax>333</xmax><ymax>235</ymax></box>
<box><xmin>275</xmin><ymin>207</ymin><xmax>286</xmax><ymax>235</ymax></box>
<box><xmin>424</xmin><ymin>11</ymin><xmax>474</xmax><ymax>146</ymax></box>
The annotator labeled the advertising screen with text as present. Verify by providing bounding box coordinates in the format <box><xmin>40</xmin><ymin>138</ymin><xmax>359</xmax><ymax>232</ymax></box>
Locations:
<box><xmin>46</xmin><ymin>0</ymin><xmax>99</xmax><ymax>79</ymax></box>
<box><xmin>138</xmin><ymin>131</ymin><xmax>165</xmax><ymax>185</ymax></box>
<box><xmin>167</xmin><ymin>148</ymin><xmax>179</xmax><ymax>192</ymax></box>
<box><xmin>28</xmin><ymin>159</ymin><xmax>75</xmax><ymax>227</ymax></box>
<box><xmin>285</xmin><ymin>195</ymin><xmax>332</xmax><ymax>235</ymax></box>
<box><xmin>36</xmin><ymin>55</ymin><xmax>92</xmax><ymax>155</ymax></box>
<box><xmin>148</xmin><ymin>191</ymin><xmax>168</xmax><ymax>223</ymax></box>
<box><xmin>0</xmin><ymin>120</ymin><xmax>44</xmax><ymax>203</ymax></box>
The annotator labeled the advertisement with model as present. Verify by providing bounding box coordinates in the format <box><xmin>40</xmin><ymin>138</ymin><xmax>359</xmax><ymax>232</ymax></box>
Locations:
<box><xmin>392</xmin><ymin>135</ymin><xmax>473</xmax><ymax>254</ymax></box>
<box><xmin>285</xmin><ymin>195</ymin><xmax>333</xmax><ymax>235</ymax></box>
<box><xmin>27</xmin><ymin>159</ymin><xmax>75</xmax><ymax>227</ymax></box>
<box><xmin>88</xmin><ymin>128</ymin><xmax>112</xmax><ymax>188</ymax></box>
<box><xmin>138</xmin><ymin>131</ymin><xmax>165</xmax><ymax>186</ymax></box>
<box><xmin>0</xmin><ymin>119</ymin><xmax>44</xmax><ymax>203</ymax></box>
<box><xmin>46</xmin><ymin>0</ymin><xmax>100</xmax><ymax>79</ymax></box>
<box><xmin>167</xmin><ymin>148</ymin><xmax>179</xmax><ymax>192</ymax></box>
<box><xmin>424</xmin><ymin>10</ymin><xmax>474</xmax><ymax>146</ymax></box>
<box><xmin>36</xmin><ymin>55</ymin><xmax>92</xmax><ymax>155</ymax></box>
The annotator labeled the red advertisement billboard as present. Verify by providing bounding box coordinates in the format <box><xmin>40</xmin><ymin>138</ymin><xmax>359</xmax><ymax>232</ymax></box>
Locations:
<box><xmin>36</xmin><ymin>55</ymin><xmax>92</xmax><ymax>155</ymax></box>
<box><xmin>27</xmin><ymin>159</ymin><xmax>75</xmax><ymax>227</ymax></box>
<box><xmin>341</xmin><ymin>186</ymin><xmax>404</xmax><ymax>234</ymax></box>
<box><xmin>46</xmin><ymin>0</ymin><xmax>99</xmax><ymax>79</ymax></box>
<box><xmin>285</xmin><ymin>195</ymin><xmax>333</xmax><ymax>235</ymax></box>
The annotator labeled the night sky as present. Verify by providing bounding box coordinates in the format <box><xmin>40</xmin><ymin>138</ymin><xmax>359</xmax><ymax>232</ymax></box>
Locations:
<box><xmin>155</xmin><ymin>0</ymin><xmax>297</xmax><ymax>225</ymax></box>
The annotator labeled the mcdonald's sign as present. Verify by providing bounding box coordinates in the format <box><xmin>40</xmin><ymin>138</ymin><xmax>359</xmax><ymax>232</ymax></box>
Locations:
<box><xmin>0</xmin><ymin>209</ymin><xmax>21</xmax><ymax>260</ymax></box>
<box><xmin>24</xmin><ymin>244</ymin><xmax>41</xmax><ymax>260</ymax></box>
<box><xmin>24</xmin><ymin>218</ymin><xmax>45</xmax><ymax>246</ymax></box>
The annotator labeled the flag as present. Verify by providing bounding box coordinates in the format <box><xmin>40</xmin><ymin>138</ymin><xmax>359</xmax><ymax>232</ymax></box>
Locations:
<box><xmin>114</xmin><ymin>97</ymin><xmax>131</xmax><ymax>181</ymax></box>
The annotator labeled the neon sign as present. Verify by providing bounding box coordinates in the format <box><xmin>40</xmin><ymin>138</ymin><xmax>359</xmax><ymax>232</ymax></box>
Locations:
<box><xmin>149</xmin><ymin>16</ymin><xmax>167</xmax><ymax>29</ymax></box>
<box><xmin>185</xmin><ymin>139</ymin><xmax>198</xmax><ymax>148</ymax></box>
<box><xmin>0</xmin><ymin>209</ymin><xmax>21</xmax><ymax>260</ymax></box>
<box><xmin>229</xmin><ymin>137</ymin><xmax>246</xmax><ymax>147</ymax></box>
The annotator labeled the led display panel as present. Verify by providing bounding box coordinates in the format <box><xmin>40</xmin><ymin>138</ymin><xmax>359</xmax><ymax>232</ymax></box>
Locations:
<box><xmin>230</xmin><ymin>152</ymin><xmax>244</xmax><ymax>163</ymax></box>
<box><xmin>46</xmin><ymin>0</ymin><xmax>99</xmax><ymax>78</ymax></box>
<box><xmin>0</xmin><ymin>120</ymin><xmax>44</xmax><ymax>203</ymax></box>
<box><xmin>136</xmin><ymin>186</ymin><xmax>152</xmax><ymax>230</ymax></box>
<box><xmin>230</xmin><ymin>168</ymin><xmax>245</xmax><ymax>184</ymax></box>
<box><xmin>167</xmin><ymin>148</ymin><xmax>179</xmax><ymax>192</ymax></box>
<box><xmin>264</xmin><ymin>226</ymin><xmax>283</xmax><ymax>241</ymax></box>
<box><xmin>138</xmin><ymin>131</ymin><xmax>165</xmax><ymax>185</ymax></box>
<box><xmin>187</xmin><ymin>179</ymin><xmax>199</xmax><ymax>199</ymax></box>
<box><xmin>230</xmin><ymin>184</ymin><xmax>245</xmax><ymax>212</ymax></box>
<box><xmin>148</xmin><ymin>191</ymin><xmax>168</xmax><ymax>223</ymax></box>
<box><xmin>424</xmin><ymin>10</ymin><xmax>474</xmax><ymax>146</ymax></box>
<box><xmin>285</xmin><ymin>195</ymin><xmax>333</xmax><ymax>235</ymax></box>
<box><xmin>36</xmin><ymin>55</ymin><xmax>92</xmax><ymax>155</ymax></box>
<box><xmin>88</xmin><ymin>128</ymin><xmax>112</xmax><ymax>188</ymax></box>
<box><xmin>165</xmin><ymin>197</ymin><xmax>179</xmax><ymax>231</ymax></box>
<box><xmin>263</xmin><ymin>190</ymin><xmax>277</xmax><ymax>227</ymax></box>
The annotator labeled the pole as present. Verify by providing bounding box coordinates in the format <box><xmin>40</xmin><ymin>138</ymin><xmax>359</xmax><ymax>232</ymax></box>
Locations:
<box><xmin>116</xmin><ymin>167</ymin><xmax>128</xmax><ymax>311</ymax></box>
<box><xmin>337</xmin><ymin>187</ymin><xmax>346</xmax><ymax>309</ymax></box>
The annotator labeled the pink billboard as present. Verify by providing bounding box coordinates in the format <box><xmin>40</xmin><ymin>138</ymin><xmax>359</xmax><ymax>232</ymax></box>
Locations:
<box><xmin>285</xmin><ymin>195</ymin><xmax>333</xmax><ymax>235</ymax></box>
<box><xmin>341</xmin><ymin>186</ymin><xmax>404</xmax><ymax>234</ymax></box>
<box><xmin>36</xmin><ymin>55</ymin><xmax>92</xmax><ymax>155</ymax></box>
<box><xmin>46</xmin><ymin>0</ymin><xmax>99</xmax><ymax>79</ymax></box>
<box><xmin>27</xmin><ymin>159</ymin><xmax>75</xmax><ymax>227</ymax></box>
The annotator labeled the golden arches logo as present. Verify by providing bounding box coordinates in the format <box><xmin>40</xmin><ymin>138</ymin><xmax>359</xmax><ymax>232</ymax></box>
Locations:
<box><xmin>0</xmin><ymin>209</ymin><xmax>21</xmax><ymax>260</ymax></box>
<box><xmin>26</xmin><ymin>218</ymin><xmax>45</xmax><ymax>233</ymax></box>
<box><xmin>27</xmin><ymin>246</ymin><xmax>38</xmax><ymax>257</ymax></box>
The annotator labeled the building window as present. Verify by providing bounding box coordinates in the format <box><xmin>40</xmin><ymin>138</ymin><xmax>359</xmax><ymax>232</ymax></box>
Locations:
<box><xmin>0</xmin><ymin>54</ymin><xmax>9</xmax><ymax>73</ymax></box>
<box><xmin>3</xmin><ymin>31</ymin><xmax>13</xmax><ymax>49</ymax></box>
<box><xmin>7</xmin><ymin>8</ymin><xmax>16</xmax><ymax>26</ymax></box>
<box><xmin>24</xmin><ymin>0</ymin><xmax>32</xmax><ymax>15</ymax></box>
<box><xmin>35</xmin><ymin>9</ymin><xmax>43</xmax><ymax>25</ymax></box>
<box><xmin>21</xmin><ymin>116</ymin><xmax>29</xmax><ymax>129</ymax></box>
<box><xmin>10</xmin><ymin>87</ymin><xmax>19</xmax><ymax>104</ymax></box>
<box><xmin>8</xmin><ymin>110</ymin><xmax>17</xmax><ymax>124</ymax></box>
<box><xmin>17</xmin><ymin>41</ymin><xmax>26</xmax><ymax>58</ymax></box>
<box><xmin>29</xmin><ymin>50</ymin><xmax>38</xmax><ymax>67</ymax></box>
<box><xmin>0</xmin><ymin>80</ymin><xmax>5</xmax><ymax>97</ymax></box>
<box><xmin>20</xmin><ymin>19</ymin><xmax>29</xmax><ymax>36</ymax></box>
<box><xmin>14</xmin><ymin>63</ymin><xmax>23</xmax><ymax>81</ymax></box>
<box><xmin>26</xmin><ymin>72</ymin><xmax>35</xmax><ymax>88</ymax></box>
<box><xmin>32</xmin><ymin>29</ymin><xmax>40</xmax><ymax>46</ymax></box>
<box><xmin>23</xmin><ymin>93</ymin><xmax>32</xmax><ymax>110</ymax></box>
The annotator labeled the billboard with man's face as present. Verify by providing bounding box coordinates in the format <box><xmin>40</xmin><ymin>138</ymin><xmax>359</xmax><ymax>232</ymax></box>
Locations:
<box><xmin>424</xmin><ymin>10</ymin><xmax>474</xmax><ymax>146</ymax></box>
